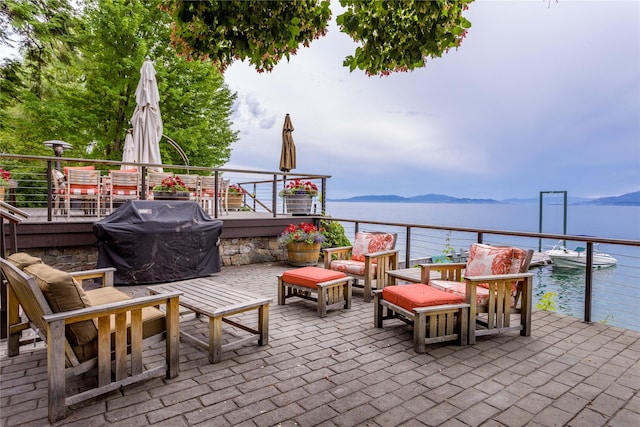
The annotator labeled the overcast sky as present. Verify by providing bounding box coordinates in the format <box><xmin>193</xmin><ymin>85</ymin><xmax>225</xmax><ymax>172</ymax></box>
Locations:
<box><xmin>223</xmin><ymin>0</ymin><xmax>640</xmax><ymax>200</ymax></box>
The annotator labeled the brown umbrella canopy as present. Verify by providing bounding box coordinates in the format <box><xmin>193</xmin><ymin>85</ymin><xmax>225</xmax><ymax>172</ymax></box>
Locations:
<box><xmin>279</xmin><ymin>113</ymin><xmax>296</xmax><ymax>172</ymax></box>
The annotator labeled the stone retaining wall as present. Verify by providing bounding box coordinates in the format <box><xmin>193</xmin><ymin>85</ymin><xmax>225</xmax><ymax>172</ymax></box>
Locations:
<box><xmin>18</xmin><ymin>237</ymin><xmax>288</xmax><ymax>272</ymax></box>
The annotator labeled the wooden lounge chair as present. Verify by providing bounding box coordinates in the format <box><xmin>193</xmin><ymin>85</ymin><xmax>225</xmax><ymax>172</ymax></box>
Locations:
<box><xmin>0</xmin><ymin>254</ymin><xmax>181</xmax><ymax>422</ymax></box>
<box><xmin>419</xmin><ymin>244</ymin><xmax>534</xmax><ymax>344</ymax></box>
<box><xmin>323</xmin><ymin>231</ymin><xmax>398</xmax><ymax>302</ymax></box>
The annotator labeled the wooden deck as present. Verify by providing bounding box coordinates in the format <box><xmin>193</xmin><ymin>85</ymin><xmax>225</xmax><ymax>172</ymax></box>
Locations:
<box><xmin>3</xmin><ymin>207</ymin><xmax>321</xmax><ymax>250</ymax></box>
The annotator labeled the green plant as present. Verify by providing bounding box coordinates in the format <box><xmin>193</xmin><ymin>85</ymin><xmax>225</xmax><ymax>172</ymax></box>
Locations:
<box><xmin>442</xmin><ymin>231</ymin><xmax>455</xmax><ymax>257</ymax></box>
<box><xmin>228</xmin><ymin>184</ymin><xmax>246</xmax><ymax>194</ymax></box>
<box><xmin>319</xmin><ymin>219</ymin><xmax>351</xmax><ymax>259</ymax></box>
<box><xmin>599</xmin><ymin>315</ymin><xmax>613</xmax><ymax>324</ymax></box>
<box><xmin>536</xmin><ymin>291</ymin><xmax>557</xmax><ymax>312</ymax></box>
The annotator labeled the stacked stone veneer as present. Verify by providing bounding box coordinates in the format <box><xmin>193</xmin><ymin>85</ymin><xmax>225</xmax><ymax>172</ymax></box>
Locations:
<box><xmin>16</xmin><ymin>237</ymin><xmax>288</xmax><ymax>272</ymax></box>
<box><xmin>219</xmin><ymin>237</ymin><xmax>287</xmax><ymax>266</ymax></box>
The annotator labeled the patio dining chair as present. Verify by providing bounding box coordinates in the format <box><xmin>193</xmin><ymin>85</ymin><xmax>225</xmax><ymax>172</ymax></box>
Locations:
<box><xmin>175</xmin><ymin>173</ymin><xmax>199</xmax><ymax>201</ymax></box>
<box><xmin>64</xmin><ymin>168</ymin><xmax>101</xmax><ymax>217</ymax></box>
<box><xmin>108</xmin><ymin>169</ymin><xmax>139</xmax><ymax>213</ymax></box>
<box><xmin>199</xmin><ymin>176</ymin><xmax>229</xmax><ymax>215</ymax></box>
<box><xmin>146</xmin><ymin>172</ymin><xmax>172</xmax><ymax>199</ymax></box>
<box><xmin>324</xmin><ymin>231</ymin><xmax>399</xmax><ymax>302</ymax></box>
<box><xmin>419</xmin><ymin>243</ymin><xmax>534</xmax><ymax>344</ymax></box>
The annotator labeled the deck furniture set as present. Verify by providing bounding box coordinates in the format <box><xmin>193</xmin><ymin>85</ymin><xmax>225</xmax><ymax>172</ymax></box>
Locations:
<box><xmin>1</xmin><ymin>236</ymin><xmax>534</xmax><ymax>422</ymax></box>
<box><xmin>53</xmin><ymin>167</ymin><xmax>234</xmax><ymax>217</ymax></box>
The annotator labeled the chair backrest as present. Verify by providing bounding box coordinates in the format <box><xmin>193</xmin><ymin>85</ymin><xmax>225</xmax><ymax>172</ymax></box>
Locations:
<box><xmin>67</xmin><ymin>168</ymin><xmax>100</xmax><ymax>190</ymax></box>
<box><xmin>0</xmin><ymin>257</ymin><xmax>53</xmax><ymax>344</ymax></box>
<box><xmin>199</xmin><ymin>175</ymin><xmax>217</xmax><ymax>191</ymax></box>
<box><xmin>50</xmin><ymin>169</ymin><xmax>64</xmax><ymax>193</ymax></box>
<box><xmin>147</xmin><ymin>172</ymin><xmax>172</xmax><ymax>190</ymax></box>
<box><xmin>175</xmin><ymin>174</ymin><xmax>198</xmax><ymax>191</ymax></box>
<box><xmin>464</xmin><ymin>243</ymin><xmax>533</xmax><ymax>279</ymax></box>
<box><xmin>351</xmin><ymin>231</ymin><xmax>398</xmax><ymax>261</ymax></box>
<box><xmin>110</xmin><ymin>170</ymin><xmax>139</xmax><ymax>195</ymax></box>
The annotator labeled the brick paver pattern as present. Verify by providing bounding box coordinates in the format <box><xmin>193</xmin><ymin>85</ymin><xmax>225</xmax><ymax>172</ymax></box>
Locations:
<box><xmin>1</xmin><ymin>263</ymin><xmax>639</xmax><ymax>426</ymax></box>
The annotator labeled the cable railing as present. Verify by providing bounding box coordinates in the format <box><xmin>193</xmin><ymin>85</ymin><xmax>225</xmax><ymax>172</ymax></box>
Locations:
<box><xmin>0</xmin><ymin>153</ymin><xmax>329</xmax><ymax>219</ymax></box>
<box><xmin>328</xmin><ymin>217</ymin><xmax>640</xmax><ymax>332</ymax></box>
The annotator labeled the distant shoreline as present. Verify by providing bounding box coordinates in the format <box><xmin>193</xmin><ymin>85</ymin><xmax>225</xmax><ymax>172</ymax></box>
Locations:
<box><xmin>327</xmin><ymin>191</ymin><xmax>640</xmax><ymax>206</ymax></box>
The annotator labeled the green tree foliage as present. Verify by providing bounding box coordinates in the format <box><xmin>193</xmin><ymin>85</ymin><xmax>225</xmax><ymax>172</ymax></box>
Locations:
<box><xmin>160</xmin><ymin>0</ymin><xmax>473</xmax><ymax>76</ymax></box>
<box><xmin>1</xmin><ymin>0</ymin><xmax>237</xmax><ymax>169</ymax></box>
<box><xmin>338</xmin><ymin>0</ymin><xmax>472</xmax><ymax>76</ymax></box>
<box><xmin>160</xmin><ymin>0</ymin><xmax>332</xmax><ymax>73</ymax></box>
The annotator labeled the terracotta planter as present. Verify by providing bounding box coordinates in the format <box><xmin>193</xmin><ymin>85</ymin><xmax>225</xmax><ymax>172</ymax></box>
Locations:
<box><xmin>286</xmin><ymin>242</ymin><xmax>321</xmax><ymax>267</ymax></box>
<box><xmin>153</xmin><ymin>191</ymin><xmax>190</xmax><ymax>201</ymax></box>
<box><xmin>226</xmin><ymin>193</ymin><xmax>243</xmax><ymax>210</ymax></box>
<box><xmin>284</xmin><ymin>194</ymin><xmax>313</xmax><ymax>215</ymax></box>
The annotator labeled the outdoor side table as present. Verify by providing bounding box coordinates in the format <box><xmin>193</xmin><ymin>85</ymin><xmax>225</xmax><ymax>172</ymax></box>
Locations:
<box><xmin>148</xmin><ymin>278</ymin><xmax>271</xmax><ymax>363</ymax></box>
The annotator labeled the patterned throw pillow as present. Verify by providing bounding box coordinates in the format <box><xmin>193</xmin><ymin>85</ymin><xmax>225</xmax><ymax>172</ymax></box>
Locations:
<box><xmin>351</xmin><ymin>232</ymin><xmax>395</xmax><ymax>262</ymax></box>
<box><xmin>465</xmin><ymin>244</ymin><xmax>527</xmax><ymax>292</ymax></box>
<box><xmin>466</xmin><ymin>244</ymin><xmax>515</xmax><ymax>276</ymax></box>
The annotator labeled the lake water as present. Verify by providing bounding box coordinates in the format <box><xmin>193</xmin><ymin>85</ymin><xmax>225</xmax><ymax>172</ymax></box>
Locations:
<box><xmin>324</xmin><ymin>201</ymin><xmax>640</xmax><ymax>331</ymax></box>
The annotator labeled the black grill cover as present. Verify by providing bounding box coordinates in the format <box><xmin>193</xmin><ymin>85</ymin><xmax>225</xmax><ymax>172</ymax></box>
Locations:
<box><xmin>94</xmin><ymin>200</ymin><xmax>222</xmax><ymax>285</ymax></box>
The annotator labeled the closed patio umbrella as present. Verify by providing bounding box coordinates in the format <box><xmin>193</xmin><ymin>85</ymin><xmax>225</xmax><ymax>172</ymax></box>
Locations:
<box><xmin>120</xmin><ymin>129</ymin><xmax>135</xmax><ymax>170</ymax></box>
<box><xmin>279</xmin><ymin>113</ymin><xmax>296</xmax><ymax>173</ymax></box>
<box><xmin>130</xmin><ymin>56</ymin><xmax>163</xmax><ymax>172</ymax></box>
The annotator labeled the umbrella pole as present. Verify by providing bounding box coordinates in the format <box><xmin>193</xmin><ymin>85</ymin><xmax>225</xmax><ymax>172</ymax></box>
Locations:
<box><xmin>282</xmin><ymin>175</ymin><xmax>286</xmax><ymax>214</ymax></box>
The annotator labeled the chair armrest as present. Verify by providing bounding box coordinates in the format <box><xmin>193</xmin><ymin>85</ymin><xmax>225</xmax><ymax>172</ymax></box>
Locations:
<box><xmin>464</xmin><ymin>272</ymin><xmax>534</xmax><ymax>283</ymax></box>
<box><xmin>419</xmin><ymin>262</ymin><xmax>466</xmax><ymax>283</ymax></box>
<box><xmin>70</xmin><ymin>267</ymin><xmax>117</xmax><ymax>288</ymax></box>
<box><xmin>42</xmin><ymin>292</ymin><xmax>182</xmax><ymax>325</ymax></box>
<box><xmin>323</xmin><ymin>246</ymin><xmax>353</xmax><ymax>268</ymax></box>
<box><xmin>42</xmin><ymin>291</ymin><xmax>182</xmax><ymax>324</ymax></box>
<box><xmin>364</xmin><ymin>249</ymin><xmax>399</xmax><ymax>259</ymax></box>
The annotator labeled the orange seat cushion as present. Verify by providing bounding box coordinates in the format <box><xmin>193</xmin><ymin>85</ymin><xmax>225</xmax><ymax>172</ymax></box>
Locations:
<box><xmin>382</xmin><ymin>284</ymin><xmax>464</xmax><ymax>311</ymax></box>
<box><xmin>282</xmin><ymin>267</ymin><xmax>346</xmax><ymax>289</ymax></box>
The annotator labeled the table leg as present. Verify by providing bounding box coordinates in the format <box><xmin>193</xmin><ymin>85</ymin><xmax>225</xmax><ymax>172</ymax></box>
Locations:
<box><xmin>258</xmin><ymin>304</ymin><xmax>269</xmax><ymax>346</ymax></box>
<box><xmin>209</xmin><ymin>316</ymin><xmax>222</xmax><ymax>363</ymax></box>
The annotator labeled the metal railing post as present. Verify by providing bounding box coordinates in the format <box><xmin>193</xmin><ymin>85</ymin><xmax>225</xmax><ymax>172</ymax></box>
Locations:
<box><xmin>46</xmin><ymin>161</ymin><xmax>53</xmax><ymax>222</ymax></box>
<box><xmin>405</xmin><ymin>226</ymin><xmax>411</xmax><ymax>268</ymax></box>
<box><xmin>214</xmin><ymin>170</ymin><xmax>220</xmax><ymax>218</ymax></box>
<box><xmin>272</xmin><ymin>175</ymin><xmax>278</xmax><ymax>218</ymax></box>
<box><xmin>585</xmin><ymin>241</ymin><xmax>594</xmax><ymax>322</ymax></box>
<box><xmin>140</xmin><ymin>166</ymin><xmax>148</xmax><ymax>200</ymax></box>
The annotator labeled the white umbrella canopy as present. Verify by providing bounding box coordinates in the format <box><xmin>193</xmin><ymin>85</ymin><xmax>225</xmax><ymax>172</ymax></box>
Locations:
<box><xmin>120</xmin><ymin>129</ymin><xmax>135</xmax><ymax>170</ymax></box>
<box><xmin>130</xmin><ymin>56</ymin><xmax>163</xmax><ymax>172</ymax></box>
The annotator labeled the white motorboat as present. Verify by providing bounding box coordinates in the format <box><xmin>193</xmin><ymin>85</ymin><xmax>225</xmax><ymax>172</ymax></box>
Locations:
<box><xmin>545</xmin><ymin>241</ymin><xmax>617</xmax><ymax>268</ymax></box>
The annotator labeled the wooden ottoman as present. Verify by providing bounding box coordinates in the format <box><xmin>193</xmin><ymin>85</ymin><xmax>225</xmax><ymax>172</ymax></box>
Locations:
<box><xmin>374</xmin><ymin>283</ymin><xmax>470</xmax><ymax>353</ymax></box>
<box><xmin>278</xmin><ymin>267</ymin><xmax>353</xmax><ymax>317</ymax></box>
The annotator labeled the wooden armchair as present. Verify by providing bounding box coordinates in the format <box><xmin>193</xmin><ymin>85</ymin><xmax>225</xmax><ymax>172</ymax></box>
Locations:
<box><xmin>0</xmin><ymin>254</ymin><xmax>181</xmax><ymax>423</ymax></box>
<box><xmin>419</xmin><ymin>244</ymin><xmax>534</xmax><ymax>344</ymax></box>
<box><xmin>324</xmin><ymin>231</ymin><xmax>398</xmax><ymax>302</ymax></box>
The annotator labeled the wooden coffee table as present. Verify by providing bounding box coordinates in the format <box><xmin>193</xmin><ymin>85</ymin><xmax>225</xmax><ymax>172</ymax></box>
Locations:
<box><xmin>148</xmin><ymin>277</ymin><xmax>271</xmax><ymax>363</ymax></box>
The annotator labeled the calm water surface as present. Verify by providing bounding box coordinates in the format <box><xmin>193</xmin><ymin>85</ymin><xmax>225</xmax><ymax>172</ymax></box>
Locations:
<box><xmin>324</xmin><ymin>202</ymin><xmax>640</xmax><ymax>331</ymax></box>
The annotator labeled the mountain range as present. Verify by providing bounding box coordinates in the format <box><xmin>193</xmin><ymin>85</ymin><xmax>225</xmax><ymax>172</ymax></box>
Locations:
<box><xmin>328</xmin><ymin>191</ymin><xmax>640</xmax><ymax>206</ymax></box>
